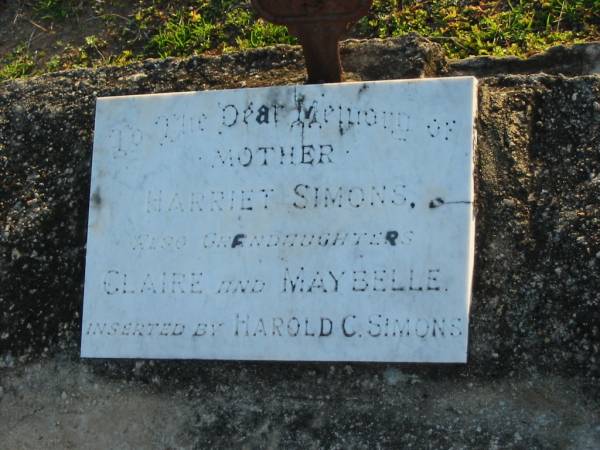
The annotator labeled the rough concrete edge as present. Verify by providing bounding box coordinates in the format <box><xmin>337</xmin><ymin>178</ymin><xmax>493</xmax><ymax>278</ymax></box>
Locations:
<box><xmin>449</xmin><ymin>41</ymin><xmax>600</xmax><ymax>77</ymax></box>
<box><xmin>0</xmin><ymin>43</ymin><xmax>306</xmax><ymax>88</ymax></box>
<box><xmin>3</xmin><ymin>37</ymin><xmax>600</xmax><ymax>90</ymax></box>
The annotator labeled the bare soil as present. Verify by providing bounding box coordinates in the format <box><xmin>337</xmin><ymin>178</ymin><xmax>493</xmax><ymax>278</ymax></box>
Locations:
<box><xmin>1</xmin><ymin>352</ymin><xmax>599</xmax><ymax>449</ymax></box>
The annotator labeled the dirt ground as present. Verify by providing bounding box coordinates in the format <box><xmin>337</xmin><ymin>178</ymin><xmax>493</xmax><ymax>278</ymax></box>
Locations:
<box><xmin>0</xmin><ymin>1</ymin><xmax>132</xmax><ymax>60</ymax></box>
<box><xmin>1</xmin><ymin>351</ymin><xmax>599</xmax><ymax>450</ymax></box>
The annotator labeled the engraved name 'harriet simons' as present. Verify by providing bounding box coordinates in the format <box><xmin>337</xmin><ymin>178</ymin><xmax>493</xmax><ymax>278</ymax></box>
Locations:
<box><xmin>143</xmin><ymin>183</ymin><xmax>408</xmax><ymax>213</ymax></box>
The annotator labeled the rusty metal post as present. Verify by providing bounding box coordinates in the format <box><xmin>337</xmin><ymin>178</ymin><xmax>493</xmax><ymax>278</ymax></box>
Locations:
<box><xmin>251</xmin><ymin>0</ymin><xmax>373</xmax><ymax>84</ymax></box>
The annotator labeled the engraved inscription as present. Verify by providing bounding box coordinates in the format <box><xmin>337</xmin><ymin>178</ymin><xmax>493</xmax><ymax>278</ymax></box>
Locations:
<box><xmin>83</xmin><ymin>78</ymin><xmax>476</xmax><ymax>362</ymax></box>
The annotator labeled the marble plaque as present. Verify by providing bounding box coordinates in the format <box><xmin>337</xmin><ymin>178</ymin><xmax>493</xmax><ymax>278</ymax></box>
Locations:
<box><xmin>81</xmin><ymin>77</ymin><xmax>477</xmax><ymax>362</ymax></box>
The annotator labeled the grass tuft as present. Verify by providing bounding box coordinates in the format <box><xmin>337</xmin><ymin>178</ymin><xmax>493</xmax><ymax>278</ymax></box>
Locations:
<box><xmin>143</xmin><ymin>2</ymin><xmax>295</xmax><ymax>58</ymax></box>
<box><xmin>0</xmin><ymin>46</ymin><xmax>36</xmax><ymax>80</ymax></box>
<box><xmin>33</xmin><ymin>0</ymin><xmax>80</xmax><ymax>22</ymax></box>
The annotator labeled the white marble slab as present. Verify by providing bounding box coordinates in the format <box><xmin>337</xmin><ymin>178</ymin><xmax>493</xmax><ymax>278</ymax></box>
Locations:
<box><xmin>81</xmin><ymin>77</ymin><xmax>477</xmax><ymax>362</ymax></box>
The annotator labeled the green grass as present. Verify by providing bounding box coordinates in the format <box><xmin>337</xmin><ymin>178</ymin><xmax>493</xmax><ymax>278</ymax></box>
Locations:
<box><xmin>33</xmin><ymin>0</ymin><xmax>81</xmax><ymax>22</ymax></box>
<box><xmin>132</xmin><ymin>0</ymin><xmax>600</xmax><ymax>59</ymax></box>
<box><xmin>0</xmin><ymin>46</ymin><xmax>36</xmax><ymax>80</ymax></box>
<box><xmin>142</xmin><ymin>2</ymin><xmax>295</xmax><ymax>57</ymax></box>
<box><xmin>1</xmin><ymin>0</ymin><xmax>598</xmax><ymax>81</ymax></box>
<box><xmin>354</xmin><ymin>0</ymin><xmax>600</xmax><ymax>58</ymax></box>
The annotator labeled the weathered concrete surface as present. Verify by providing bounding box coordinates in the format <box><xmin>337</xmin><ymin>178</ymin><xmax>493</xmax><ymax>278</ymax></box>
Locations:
<box><xmin>1</xmin><ymin>36</ymin><xmax>599</xmax><ymax>449</ymax></box>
